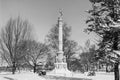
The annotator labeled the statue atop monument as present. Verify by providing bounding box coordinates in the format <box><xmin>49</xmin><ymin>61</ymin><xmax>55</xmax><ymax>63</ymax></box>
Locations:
<box><xmin>59</xmin><ymin>9</ymin><xmax>63</xmax><ymax>17</ymax></box>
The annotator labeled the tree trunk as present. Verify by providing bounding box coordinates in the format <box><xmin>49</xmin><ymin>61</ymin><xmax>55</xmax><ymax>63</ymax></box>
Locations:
<box><xmin>114</xmin><ymin>62</ymin><xmax>119</xmax><ymax>80</ymax></box>
<box><xmin>12</xmin><ymin>62</ymin><xmax>16</xmax><ymax>74</ymax></box>
<box><xmin>97</xmin><ymin>61</ymin><xmax>100</xmax><ymax>71</ymax></box>
<box><xmin>33</xmin><ymin>63</ymin><xmax>36</xmax><ymax>73</ymax></box>
<box><xmin>106</xmin><ymin>63</ymin><xmax>109</xmax><ymax>72</ymax></box>
<box><xmin>113</xmin><ymin>32</ymin><xmax>119</xmax><ymax>80</ymax></box>
<box><xmin>86</xmin><ymin>64</ymin><xmax>89</xmax><ymax>71</ymax></box>
<box><xmin>67</xmin><ymin>59</ymin><xmax>71</xmax><ymax>70</ymax></box>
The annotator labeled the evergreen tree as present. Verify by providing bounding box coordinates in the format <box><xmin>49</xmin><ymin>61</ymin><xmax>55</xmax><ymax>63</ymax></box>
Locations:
<box><xmin>86</xmin><ymin>0</ymin><xmax>120</xmax><ymax>80</ymax></box>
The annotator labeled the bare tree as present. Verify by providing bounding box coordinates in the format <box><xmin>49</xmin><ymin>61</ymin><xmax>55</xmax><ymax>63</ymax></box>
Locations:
<box><xmin>80</xmin><ymin>42</ymin><xmax>97</xmax><ymax>72</ymax></box>
<box><xmin>0</xmin><ymin>17</ymin><xmax>32</xmax><ymax>74</ymax></box>
<box><xmin>21</xmin><ymin>40</ymin><xmax>49</xmax><ymax>73</ymax></box>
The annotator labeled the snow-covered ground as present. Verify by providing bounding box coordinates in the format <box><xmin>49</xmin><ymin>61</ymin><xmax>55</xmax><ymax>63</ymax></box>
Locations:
<box><xmin>0</xmin><ymin>71</ymin><xmax>114</xmax><ymax>80</ymax></box>
<box><xmin>84</xmin><ymin>72</ymin><xmax>114</xmax><ymax>80</ymax></box>
<box><xmin>47</xmin><ymin>71</ymin><xmax>114</xmax><ymax>80</ymax></box>
<box><xmin>0</xmin><ymin>71</ymin><xmax>46</xmax><ymax>80</ymax></box>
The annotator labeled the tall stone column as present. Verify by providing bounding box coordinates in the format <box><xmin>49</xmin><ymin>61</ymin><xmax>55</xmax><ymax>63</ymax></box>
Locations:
<box><xmin>57</xmin><ymin>11</ymin><xmax>64</xmax><ymax>63</ymax></box>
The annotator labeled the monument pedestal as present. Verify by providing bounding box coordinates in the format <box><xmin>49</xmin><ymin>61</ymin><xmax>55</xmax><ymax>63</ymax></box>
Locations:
<box><xmin>47</xmin><ymin>62</ymin><xmax>72</xmax><ymax>77</ymax></box>
<box><xmin>54</xmin><ymin>62</ymin><xmax>68</xmax><ymax>73</ymax></box>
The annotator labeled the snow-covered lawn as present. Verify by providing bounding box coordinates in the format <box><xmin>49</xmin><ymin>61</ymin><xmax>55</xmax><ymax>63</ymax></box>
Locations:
<box><xmin>47</xmin><ymin>71</ymin><xmax>114</xmax><ymax>80</ymax></box>
<box><xmin>0</xmin><ymin>71</ymin><xmax>46</xmax><ymax>80</ymax></box>
<box><xmin>0</xmin><ymin>71</ymin><xmax>114</xmax><ymax>80</ymax></box>
<box><xmin>71</xmin><ymin>72</ymin><xmax>114</xmax><ymax>80</ymax></box>
<box><xmin>86</xmin><ymin>72</ymin><xmax>114</xmax><ymax>80</ymax></box>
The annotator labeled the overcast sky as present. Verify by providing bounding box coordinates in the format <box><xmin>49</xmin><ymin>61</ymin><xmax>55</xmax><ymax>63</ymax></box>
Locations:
<box><xmin>0</xmin><ymin>0</ymin><xmax>98</xmax><ymax>46</ymax></box>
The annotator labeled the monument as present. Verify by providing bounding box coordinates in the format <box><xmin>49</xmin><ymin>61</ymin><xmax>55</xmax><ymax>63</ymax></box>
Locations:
<box><xmin>51</xmin><ymin>9</ymin><xmax>71</xmax><ymax>76</ymax></box>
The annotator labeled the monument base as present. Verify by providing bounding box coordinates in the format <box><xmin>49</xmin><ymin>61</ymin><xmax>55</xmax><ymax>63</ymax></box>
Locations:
<box><xmin>47</xmin><ymin>62</ymin><xmax>72</xmax><ymax>77</ymax></box>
